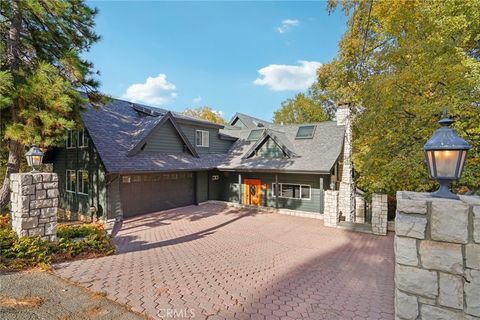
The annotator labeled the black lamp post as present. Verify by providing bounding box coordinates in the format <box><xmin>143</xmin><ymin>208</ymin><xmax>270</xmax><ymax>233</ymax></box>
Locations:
<box><xmin>424</xmin><ymin>109</ymin><xmax>470</xmax><ymax>199</ymax></box>
<box><xmin>25</xmin><ymin>145</ymin><xmax>44</xmax><ymax>173</ymax></box>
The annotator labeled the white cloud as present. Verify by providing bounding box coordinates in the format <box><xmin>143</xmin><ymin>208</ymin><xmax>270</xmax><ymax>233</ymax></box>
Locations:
<box><xmin>277</xmin><ymin>19</ymin><xmax>300</xmax><ymax>34</ymax></box>
<box><xmin>253</xmin><ymin>60</ymin><xmax>322</xmax><ymax>91</ymax></box>
<box><xmin>192</xmin><ymin>96</ymin><xmax>202</xmax><ymax>104</ymax></box>
<box><xmin>122</xmin><ymin>74</ymin><xmax>177</xmax><ymax>106</ymax></box>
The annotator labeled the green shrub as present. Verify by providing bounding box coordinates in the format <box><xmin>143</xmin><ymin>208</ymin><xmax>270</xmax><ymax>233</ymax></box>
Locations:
<box><xmin>0</xmin><ymin>222</ymin><xmax>115</xmax><ymax>270</ymax></box>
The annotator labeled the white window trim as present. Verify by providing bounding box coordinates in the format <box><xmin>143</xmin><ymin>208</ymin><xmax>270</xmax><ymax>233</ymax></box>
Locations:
<box><xmin>196</xmin><ymin>130</ymin><xmax>209</xmax><ymax>147</ymax></box>
<box><xmin>77</xmin><ymin>170</ymin><xmax>88</xmax><ymax>195</ymax></box>
<box><xmin>78</xmin><ymin>129</ymin><xmax>88</xmax><ymax>148</ymax></box>
<box><xmin>66</xmin><ymin>170</ymin><xmax>76</xmax><ymax>193</ymax></box>
<box><xmin>66</xmin><ymin>130</ymin><xmax>76</xmax><ymax>149</ymax></box>
<box><xmin>272</xmin><ymin>183</ymin><xmax>311</xmax><ymax>200</ymax></box>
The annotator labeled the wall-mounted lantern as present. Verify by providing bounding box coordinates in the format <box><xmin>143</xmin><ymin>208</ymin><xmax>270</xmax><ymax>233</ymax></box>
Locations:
<box><xmin>424</xmin><ymin>109</ymin><xmax>471</xmax><ymax>199</ymax></box>
<box><xmin>25</xmin><ymin>145</ymin><xmax>44</xmax><ymax>173</ymax></box>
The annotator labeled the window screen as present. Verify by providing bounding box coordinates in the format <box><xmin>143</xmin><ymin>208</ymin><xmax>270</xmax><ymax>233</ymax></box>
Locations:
<box><xmin>296</xmin><ymin>125</ymin><xmax>316</xmax><ymax>139</ymax></box>
<box><xmin>196</xmin><ymin>130</ymin><xmax>209</xmax><ymax>147</ymax></box>
<box><xmin>78</xmin><ymin>170</ymin><xmax>89</xmax><ymax>194</ymax></box>
<box><xmin>247</xmin><ymin>129</ymin><xmax>264</xmax><ymax>141</ymax></box>
<box><xmin>66</xmin><ymin>170</ymin><xmax>76</xmax><ymax>192</ymax></box>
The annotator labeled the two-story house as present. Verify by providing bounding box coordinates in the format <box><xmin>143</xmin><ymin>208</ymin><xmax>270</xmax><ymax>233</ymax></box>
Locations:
<box><xmin>50</xmin><ymin>97</ymin><xmax>352</xmax><ymax>221</ymax></box>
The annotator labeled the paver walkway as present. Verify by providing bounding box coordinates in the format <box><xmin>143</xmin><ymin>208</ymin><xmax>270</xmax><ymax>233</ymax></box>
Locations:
<box><xmin>55</xmin><ymin>203</ymin><xmax>394</xmax><ymax>320</ymax></box>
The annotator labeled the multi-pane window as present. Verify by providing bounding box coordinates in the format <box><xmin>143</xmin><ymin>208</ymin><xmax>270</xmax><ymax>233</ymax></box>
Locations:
<box><xmin>247</xmin><ymin>129</ymin><xmax>264</xmax><ymax>141</ymax></box>
<box><xmin>272</xmin><ymin>183</ymin><xmax>311</xmax><ymax>200</ymax></box>
<box><xmin>66</xmin><ymin>130</ymin><xmax>76</xmax><ymax>149</ymax></box>
<box><xmin>196</xmin><ymin>130</ymin><xmax>209</xmax><ymax>147</ymax></box>
<box><xmin>78</xmin><ymin>129</ymin><xmax>88</xmax><ymax>148</ymax></box>
<box><xmin>77</xmin><ymin>170</ymin><xmax>89</xmax><ymax>195</ymax></box>
<box><xmin>295</xmin><ymin>125</ymin><xmax>316</xmax><ymax>139</ymax></box>
<box><xmin>66</xmin><ymin>170</ymin><xmax>77</xmax><ymax>192</ymax></box>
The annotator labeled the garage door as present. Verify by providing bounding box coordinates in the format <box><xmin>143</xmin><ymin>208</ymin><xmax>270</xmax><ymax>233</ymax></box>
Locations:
<box><xmin>121</xmin><ymin>172</ymin><xmax>195</xmax><ymax>218</ymax></box>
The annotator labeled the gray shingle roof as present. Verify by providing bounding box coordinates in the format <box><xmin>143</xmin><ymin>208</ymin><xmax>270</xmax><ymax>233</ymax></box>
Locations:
<box><xmin>217</xmin><ymin>122</ymin><xmax>345</xmax><ymax>173</ymax></box>
<box><xmin>81</xmin><ymin>97</ymin><xmax>345</xmax><ymax>174</ymax></box>
<box><xmin>229</xmin><ymin>112</ymin><xmax>273</xmax><ymax>129</ymax></box>
<box><xmin>82</xmin><ymin>98</ymin><xmax>227</xmax><ymax>173</ymax></box>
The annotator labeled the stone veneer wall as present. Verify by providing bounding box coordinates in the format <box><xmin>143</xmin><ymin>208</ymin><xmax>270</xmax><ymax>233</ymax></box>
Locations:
<box><xmin>10</xmin><ymin>173</ymin><xmax>58</xmax><ymax>242</ymax></box>
<box><xmin>371</xmin><ymin>193</ymin><xmax>388</xmax><ymax>235</ymax></box>
<box><xmin>395</xmin><ymin>191</ymin><xmax>480</xmax><ymax>320</ymax></box>
<box><xmin>355</xmin><ymin>194</ymin><xmax>365</xmax><ymax>223</ymax></box>
<box><xmin>337</xmin><ymin>106</ymin><xmax>355</xmax><ymax>222</ymax></box>
<box><xmin>323</xmin><ymin>190</ymin><xmax>339</xmax><ymax>227</ymax></box>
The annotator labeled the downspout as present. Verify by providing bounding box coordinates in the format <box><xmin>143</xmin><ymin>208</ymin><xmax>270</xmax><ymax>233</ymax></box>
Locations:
<box><xmin>275</xmin><ymin>174</ymin><xmax>279</xmax><ymax>209</ymax></box>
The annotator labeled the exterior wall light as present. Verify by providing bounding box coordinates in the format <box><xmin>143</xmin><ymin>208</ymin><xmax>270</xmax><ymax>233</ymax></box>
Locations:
<box><xmin>25</xmin><ymin>144</ymin><xmax>44</xmax><ymax>172</ymax></box>
<box><xmin>424</xmin><ymin>109</ymin><xmax>471</xmax><ymax>199</ymax></box>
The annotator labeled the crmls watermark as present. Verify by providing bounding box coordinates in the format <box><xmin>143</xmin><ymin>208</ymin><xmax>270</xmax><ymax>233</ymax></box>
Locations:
<box><xmin>157</xmin><ymin>308</ymin><xmax>196</xmax><ymax>318</ymax></box>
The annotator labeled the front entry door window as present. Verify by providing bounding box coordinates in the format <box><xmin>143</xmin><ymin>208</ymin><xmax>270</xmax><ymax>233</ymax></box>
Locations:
<box><xmin>244</xmin><ymin>179</ymin><xmax>261</xmax><ymax>206</ymax></box>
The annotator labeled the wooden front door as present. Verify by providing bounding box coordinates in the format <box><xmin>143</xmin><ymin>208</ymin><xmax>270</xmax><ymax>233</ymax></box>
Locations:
<box><xmin>244</xmin><ymin>179</ymin><xmax>261</xmax><ymax>206</ymax></box>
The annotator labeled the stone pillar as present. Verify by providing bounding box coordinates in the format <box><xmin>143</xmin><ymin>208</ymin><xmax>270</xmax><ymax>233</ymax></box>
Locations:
<box><xmin>371</xmin><ymin>193</ymin><xmax>388</xmax><ymax>235</ymax></box>
<box><xmin>324</xmin><ymin>190</ymin><xmax>339</xmax><ymax>227</ymax></box>
<box><xmin>394</xmin><ymin>191</ymin><xmax>480</xmax><ymax>320</ymax></box>
<box><xmin>355</xmin><ymin>194</ymin><xmax>365</xmax><ymax>223</ymax></box>
<box><xmin>10</xmin><ymin>173</ymin><xmax>59</xmax><ymax>242</ymax></box>
<box><xmin>337</xmin><ymin>105</ymin><xmax>355</xmax><ymax>222</ymax></box>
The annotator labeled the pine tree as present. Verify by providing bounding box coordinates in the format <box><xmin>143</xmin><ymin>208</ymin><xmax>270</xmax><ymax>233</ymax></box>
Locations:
<box><xmin>0</xmin><ymin>0</ymin><xmax>104</xmax><ymax>209</ymax></box>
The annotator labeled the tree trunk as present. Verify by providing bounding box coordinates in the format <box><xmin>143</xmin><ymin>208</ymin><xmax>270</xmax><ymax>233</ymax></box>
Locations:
<box><xmin>0</xmin><ymin>0</ymin><xmax>23</xmax><ymax>211</ymax></box>
<box><xmin>0</xmin><ymin>141</ymin><xmax>22</xmax><ymax>211</ymax></box>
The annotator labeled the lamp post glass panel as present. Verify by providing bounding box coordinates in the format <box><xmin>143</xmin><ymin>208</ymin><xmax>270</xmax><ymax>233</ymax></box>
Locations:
<box><xmin>424</xmin><ymin>110</ymin><xmax>470</xmax><ymax>199</ymax></box>
<box><xmin>25</xmin><ymin>145</ymin><xmax>44</xmax><ymax>172</ymax></box>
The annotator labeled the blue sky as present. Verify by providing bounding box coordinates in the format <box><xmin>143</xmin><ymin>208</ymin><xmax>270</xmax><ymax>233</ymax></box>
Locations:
<box><xmin>86</xmin><ymin>1</ymin><xmax>347</xmax><ymax>122</ymax></box>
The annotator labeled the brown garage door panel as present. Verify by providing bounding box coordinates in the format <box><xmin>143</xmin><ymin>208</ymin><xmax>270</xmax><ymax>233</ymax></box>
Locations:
<box><xmin>121</xmin><ymin>172</ymin><xmax>194</xmax><ymax>217</ymax></box>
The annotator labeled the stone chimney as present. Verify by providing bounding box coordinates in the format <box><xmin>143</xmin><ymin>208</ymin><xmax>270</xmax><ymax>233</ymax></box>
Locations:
<box><xmin>337</xmin><ymin>104</ymin><xmax>355</xmax><ymax>222</ymax></box>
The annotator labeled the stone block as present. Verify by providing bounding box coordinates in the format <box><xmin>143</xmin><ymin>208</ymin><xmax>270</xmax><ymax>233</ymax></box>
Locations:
<box><xmin>419</xmin><ymin>240</ymin><xmax>463</xmax><ymax>274</ymax></box>
<box><xmin>36</xmin><ymin>190</ymin><xmax>47</xmax><ymax>200</ymax></box>
<box><xmin>36</xmin><ymin>183</ymin><xmax>43</xmax><ymax>190</ymax></box>
<box><xmin>418</xmin><ymin>296</ymin><xmax>436</xmax><ymax>306</ymax></box>
<box><xmin>43</xmin><ymin>182</ymin><xmax>58</xmax><ymax>190</ymax></box>
<box><xmin>30</xmin><ymin>199</ymin><xmax>54</xmax><ymax>209</ymax></box>
<box><xmin>40</xmin><ymin>173</ymin><xmax>52</xmax><ymax>182</ymax></box>
<box><xmin>44</xmin><ymin>222</ymin><xmax>56</xmax><ymax>235</ymax></box>
<box><xmin>466</xmin><ymin>244</ymin><xmax>480</xmax><ymax>270</ymax></box>
<box><xmin>38</xmin><ymin>218</ymin><xmax>49</xmax><ymax>224</ymax></box>
<box><xmin>439</xmin><ymin>273</ymin><xmax>463</xmax><ymax>309</ymax></box>
<box><xmin>395</xmin><ymin>213</ymin><xmax>427</xmax><ymax>239</ymax></box>
<box><xmin>28</xmin><ymin>227</ymin><xmax>44</xmax><ymax>237</ymax></box>
<box><xmin>395</xmin><ymin>290</ymin><xmax>418</xmax><ymax>320</ymax></box>
<box><xmin>431</xmin><ymin>199</ymin><xmax>468</xmax><ymax>244</ymax></box>
<box><xmin>19</xmin><ymin>217</ymin><xmax>38</xmax><ymax>229</ymax></box>
<box><xmin>465</xmin><ymin>269</ymin><xmax>480</xmax><ymax>317</ymax></box>
<box><xmin>395</xmin><ymin>236</ymin><xmax>418</xmax><ymax>266</ymax></box>
<box><xmin>20</xmin><ymin>185</ymin><xmax>35</xmax><ymax>196</ymax></box>
<box><xmin>30</xmin><ymin>209</ymin><xmax>40</xmax><ymax>217</ymax></box>
<box><xmin>20</xmin><ymin>196</ymin><xmax>30</xmax><ymax>210</ymax></box>
<box><xmin>51</xmin><ymin>174</ymin><xmax>58</xmax><ymax>182</ymax></box>
<box><xmin>18</xmin><ymin>174</ymin><xmax>32</xmax><ymax>185</ymax></box>
<box><xmin>32</xmin><ymin>174</ymin><xmax>42</xmax><ymax>183</ymax></box>
<box><xmin>474</xmin><ymin>206</ymin><xmax>480</xmax><ymax>244</ymax></box>
<box><xmin>11</xmin><ymin>180</ymin><xmax>19</xmax><ymax>192</ymax></box>
<box><xmin>397</xmin><ymin>198</ymin><xmax>427</xmax><ymax>214</ymax></box>
<box><xmin>47</xmin><ymin>189</ymin><xmax>59</xmax><ymax>198</ymax></box>
<box><xmin>420</xmin><ymin>305</ymin><xmax>464</xmax><ymax>320</ymax></box>
<box><xmin>395</xmin><ymin>265</ymin><xmax>438</xmax><ymax>298</ymax></box>
<box><xmin>40</xmin><ymin>207</ymin><xmax>57</xmax><ymax>218</ymax></box>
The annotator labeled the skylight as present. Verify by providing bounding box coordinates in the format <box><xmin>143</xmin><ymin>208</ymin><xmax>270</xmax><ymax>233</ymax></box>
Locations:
<box><xmin>296</xmin><ymin>125</ymin><xmax>316</xmax><ymax>139</ymax></box>
<box><xmin>247</xmin><ymin>129</ymin><xmax>264</xmax><ymax>141</ymax></box>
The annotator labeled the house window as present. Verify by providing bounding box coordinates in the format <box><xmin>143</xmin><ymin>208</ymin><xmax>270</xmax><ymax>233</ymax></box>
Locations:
<box><xmin>196</xmin><ymin>130</ymin><xmax>209</xmax><ymax>147</ymax></box>
<box><xmin>66</xmin><ymin>170</ymin><xmax>77</xmax><ymax>192</ymax></box>
<box><xmin>122</xmin><ymin>176</ymin><xmax>131</xmax><ymax>183</ymax></box>
<box><xmin>77</xmin><ymin>170</ymin><xmax>89</xmax><ymax>195</ymax></box>
<box><xmin>295</xmin><ymin>125</ymin><xmax>316</xmax><ymax>139</ymax></box>
<box><xmin>272</xmin><ymin>183</ymin><xmax>311</xmax><ymax>200</ymax></box>
<box><xmin>78</xmin><ymin>129</ymin><xmax>88</xmax><ymax>148</ymax></box>
<box><xmin>66</xmin><ymin>130</ymin><xmax>76</xmax><ymax>149</ymax></box>
<box><xmin>247</xmin><ymin>129</ymin><xmax>264</xmax><ymax>141</ymax></box>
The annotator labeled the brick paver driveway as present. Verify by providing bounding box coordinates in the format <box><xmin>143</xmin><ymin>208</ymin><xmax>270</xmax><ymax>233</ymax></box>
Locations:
<box><xmin>55</xmin><ymin>203</ymin><xmax>394</xmax><ymax>320</ymax></box>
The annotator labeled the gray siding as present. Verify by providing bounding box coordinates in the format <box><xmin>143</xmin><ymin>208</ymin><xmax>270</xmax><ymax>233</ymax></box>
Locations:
<box><xmin>218</xmin><ymin>172</ymin><xmax>329</xmax><ymax>214</ymax></box>
<box><xmin>144</xmin><ymin>120</ymin><xmax>185</xmax><ymax>153</ymax></box>
<box><xmin>180</xmin><ymin>124</ymin><xmax>234</xmax><ymax>154</ymax></box>
<box><xmin>53</xmin><ymin>131</ymin><xmax>107</xmax><ymax>219</ymax></box>
<box><xmin>107</xmin><ymin>174</ymin><xmax>122</xmax><ymax>220</ymax></box>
